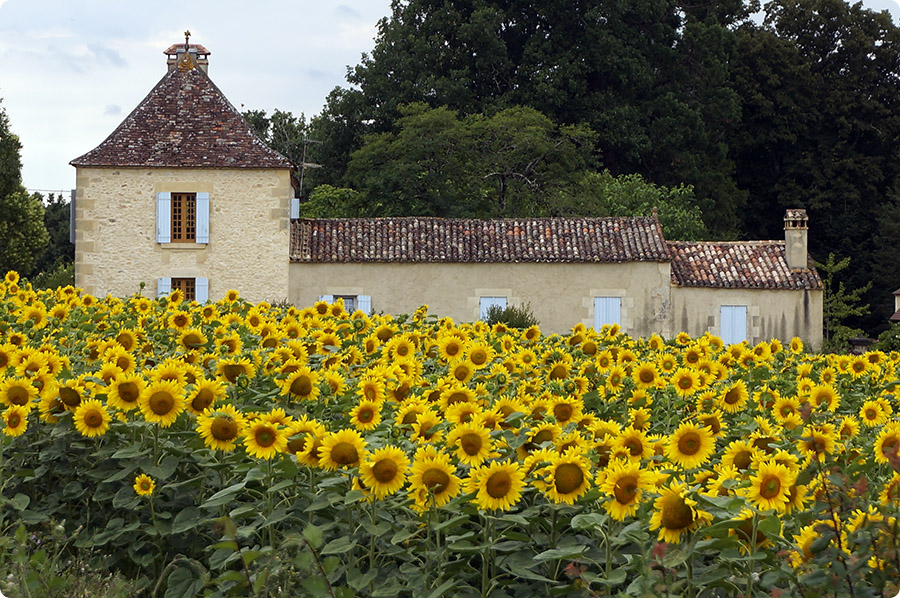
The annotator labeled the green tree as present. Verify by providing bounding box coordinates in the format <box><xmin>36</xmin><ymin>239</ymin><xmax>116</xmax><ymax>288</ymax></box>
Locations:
<box><xmin>816</xmin><ymin>253</ymin><xmax>871</xmax><ymax>353</ymax></box>
<box><xmin>311</xmin><ymin>0</ymin><xmax>750</xmax><ymax>234</ymax></box>
<box><xmin>344</xmin><ymin>104</ymin><xmax>596</xmax><ymax>218</ymax></box>
<box><xmin>299</xmin><ymin>185</ymin><xmax>364</xmax><ymax>218</ymax></box>
<box><xmin>730</xmin><ymin>0</ymin><xmax>900</xmax><ymax>332</ymax></box>
<box><xmin>0</xmin><ymin>101</ymin><xmax>49</xmax><ymax>276</ymax></box>
<box><xmin>29</xmin><ymin>193</ymin><xmax>75</xmax><ymax>279</ymax></box>
<box><xmin>563</xmin><ymin>171</ymin><xmax>707</xmax><ymax>241</ymax></box>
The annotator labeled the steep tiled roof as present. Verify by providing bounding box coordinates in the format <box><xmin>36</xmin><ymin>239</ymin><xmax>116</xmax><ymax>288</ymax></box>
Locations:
<box><xmin>669</xmin><ymin>241</ymin><xmax>822</xmax><ymax>290</ymax></box>
<box><xmin>70</xmin><ymin>55</ymin><xmax>292</xmax><ymax>169</ymax></box>
<box><xmin>291</xmin><ymin>217</ymin><xmax>671</xmax><ymax>263</ymax></box>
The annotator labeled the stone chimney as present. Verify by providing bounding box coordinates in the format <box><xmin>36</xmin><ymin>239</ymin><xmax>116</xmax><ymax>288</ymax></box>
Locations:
<box><xmin>784</xmin><ymin>208</ymin><xmax>809</xmax><ymax>270</ymax></box>
<box><xmin>164</xmin><ymin>31</ymin><xmax>210</xmax><ymax>74</ymax></box>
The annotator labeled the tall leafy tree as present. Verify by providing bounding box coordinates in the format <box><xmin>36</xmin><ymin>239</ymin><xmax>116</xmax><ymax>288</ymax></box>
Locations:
<box><xmin>310</xmin><ymin>0</ymin><xmax>749</xmax><ymax>234</ymax></box>
<box><xmin>730</xmin><ymin>0</ymin><xmax>900</xmax><ymax>331</ymax></box>
<box><xmin>0</xmin><ymin>100</ymin><xmax>49</xmax><ymax>276</ymax></box>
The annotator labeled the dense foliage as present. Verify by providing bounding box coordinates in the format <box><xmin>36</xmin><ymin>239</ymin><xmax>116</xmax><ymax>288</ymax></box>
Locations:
<box><xmin>1</xmin><ymin>273</ymin><xmax>899</xmax><ymax>597</ymax></box>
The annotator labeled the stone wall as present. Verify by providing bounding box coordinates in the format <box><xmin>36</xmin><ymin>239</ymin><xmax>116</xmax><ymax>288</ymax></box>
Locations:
<box><xmin>74</xmin><ymin>166</ymin><xmax>293</xmax><ymax>303</ymax></box>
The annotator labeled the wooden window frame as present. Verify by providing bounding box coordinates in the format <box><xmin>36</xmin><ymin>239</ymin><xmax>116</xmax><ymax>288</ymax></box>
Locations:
<box><xmin>171</xmin><ymin>277</ymin><xmax>196</xmax><ymax>302</ymax></box>
<box><xmin>171</xmin><ymin>193</ymin><xmax>197</xmax><ymax>243</ymax></box>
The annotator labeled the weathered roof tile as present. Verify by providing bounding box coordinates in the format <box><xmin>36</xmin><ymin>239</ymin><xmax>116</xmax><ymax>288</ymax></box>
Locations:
<box><xmin>669</xmin><ymin>241</ymin><xmax>822</xmax><ymax>290</ymax></box>
<box><xmin>291</xmin><ymin>217</ymin><xmax>671</xmax><ymax>263</ymax></box>
<box><xmin>70</xmin><ymin>55</ymin><xmax>292</xmax><ymax>169</ymax></box>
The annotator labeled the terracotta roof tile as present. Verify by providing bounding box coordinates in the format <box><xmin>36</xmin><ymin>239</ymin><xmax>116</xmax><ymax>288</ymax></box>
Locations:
<box><xmin>669</xmin><ymin>241</ymin><xmax>822</xmax><ymax>290</ymax></box>
<box><xmin>291</xmin><ymin>217</ymin><xmax>671</xmax><ymax>263</ymax></box>
<box><xmin>70</xmin><ymin>56</ymin><xmax>291</xmax><ymax>169</ymax></box>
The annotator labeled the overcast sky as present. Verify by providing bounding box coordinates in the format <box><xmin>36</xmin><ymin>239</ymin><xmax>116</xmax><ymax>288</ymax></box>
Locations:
<box><xmin>1</xmin><ymin>0</ymin><xmax>899</xmax><ymax>194</ymax></box>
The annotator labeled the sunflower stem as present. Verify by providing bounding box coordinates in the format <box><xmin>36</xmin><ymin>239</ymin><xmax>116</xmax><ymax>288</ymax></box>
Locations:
<box><xmin>152</xmin><ymin>423</ymin><xmax>159</xmax><ymax>464</ymax></box>
<box><xmin>746</xmin><ymin>512</ymin><xmax>757</xmax><ymax>598</ymax></box>
<box><xmin>481</xmin><ymin>514</ymin><xmax>493</xmax><ymax>598</ymax></box>
<box><xmin>368</xmin><ymin>497</ymin><xmax>376</xmax><ymax>575</ymax></box>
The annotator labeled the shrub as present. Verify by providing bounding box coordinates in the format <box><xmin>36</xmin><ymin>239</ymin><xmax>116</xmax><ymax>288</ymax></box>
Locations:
<box><xmin>483</xmin><ymin>302</ymin><xmax>539</xmax><ymax>329</ymax></box>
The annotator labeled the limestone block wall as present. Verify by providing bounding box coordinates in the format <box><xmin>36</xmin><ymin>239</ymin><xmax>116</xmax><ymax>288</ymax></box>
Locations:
<box><xmin>671</xmin><ymin>286</ymin><xmax>823</xmax><ymax>349</ymax></box>
<box><xmin>74</xmin><ymin>166</ymin><xmax>293</xmax><ymax>303</ymax></box>
<box><xmin>288</xmin><ymin>261</ymin><xmax>673</xmax><ymax>336</ymax></box>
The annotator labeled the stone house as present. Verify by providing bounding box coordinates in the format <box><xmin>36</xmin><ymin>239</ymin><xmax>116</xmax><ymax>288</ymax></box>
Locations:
<box><xmin>70</xmin><ymin>41</ymin><xmax>823</xmax><ymax>347</ymax></box>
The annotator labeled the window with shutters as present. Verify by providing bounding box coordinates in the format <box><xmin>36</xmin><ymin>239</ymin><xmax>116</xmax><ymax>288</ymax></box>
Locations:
<box><xmin>171</xmin><ymin>193</ymin><xmax>196</xmax><ymax>242</ymax></box>
<box><xmin>157</xmin><ymin>191</ymin><xmax>209</xmax><ymax>244</ymax></box>
<box><xmin>158</xmin><ymin>277</ymin><xmax>209</xmax><ymax>302</ymax></box>
<box><xmin>319</xmin><ymin>294</ymin><xmax>372</xmax><ymax>314</ymax></box>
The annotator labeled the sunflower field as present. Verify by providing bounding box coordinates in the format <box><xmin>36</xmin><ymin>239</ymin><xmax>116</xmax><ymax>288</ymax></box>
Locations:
<box><xmin>0</xmin><ymin>271</ymin><xmax>898</xmax><ymax>598</ymax></box>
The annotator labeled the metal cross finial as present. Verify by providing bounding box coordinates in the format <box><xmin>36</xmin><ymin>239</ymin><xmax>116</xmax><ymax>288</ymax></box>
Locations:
<box><xmin>184</xmin><ymin>30</ymin><xmax>191</xmax><ymax>50</ymax></box>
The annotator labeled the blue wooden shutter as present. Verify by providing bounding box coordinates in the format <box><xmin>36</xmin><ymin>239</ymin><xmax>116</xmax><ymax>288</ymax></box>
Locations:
<box><xmin>195</xmin><ymin>277</ymin><xmax>209</xmax><ymax>302</ymax></box>
<box><xmin>157</xmin><ymin>277</ymin><xmax>171</xmax><ymax>297</ymax></box>
<box><xmin>479</xmin><ymin>297</ymin><xmax>507</xmax><ymax>320</ymax></box>
<box><xmin>195</xmin><ymin>192</ymin><xmax>210</xmax><ymax>243</ymax></box>
<box><xmin>290</xmin><ymin>198</ymin><xmax>300</xmax><ymax>219</ymax></box>
<box><xmin>156</xmin><ymin>192</ymin><xmax>171</xmax><ymax>243</ymax></box>
<box><xmin>594</xmin><ymin>297</ymin><xmax>622</xmax><ymax>329</ymax></box>
<box><xmin>720</xmin><ymin>305</ymin><xmax>748</xmax><ymax>345</ymax></box>
<box><xmin>357</xmin><ymin>295</ymin><xmax>372</xmax><ymax>314</ymax></box>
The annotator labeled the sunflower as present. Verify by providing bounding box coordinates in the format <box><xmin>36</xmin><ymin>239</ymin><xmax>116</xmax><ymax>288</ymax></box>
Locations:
<box><xmin>632</xmin><ymin>362</ymin><xmax>660</xmax><ymax>390</ymax></box>
<box><xmin>649</xmin><ymin>482</ymin><xmax>710</xmax><ymax>543</ymax></box>
<box><xmin>437</xmin><ymin>335</ymin><xmax>465</xmax><ymax>362</ymax></box>
<box><xmin>666</xmin><ymin>422</ymin><xmax>715</xmax><ymax>470</ymax></box>
<box><xmin>446</xmin><ymin>421</ymin><xmax>494</xmax><ymax>466</ymax></box>
<box><xmin>319</xmin><ymin>428</ymin><xmax>367</xmax><ymax>470</ymax></box>
<box><xmin>796</xmin><ymin>425</ymin><xmax>837</xmax><ymax>464</ymax></box>
<box><xmin>242</xmin><ymin>420</ymin><xmax>288</xmax><ymax>460</ymax></box>
<box><xmin>860</xmin><ymin>400</ymin><xmax>889</xmax><ymax>427</ymax></box>
<box><xmin>543</xmin><ymin>449</ymin><xmax>593</xmax><ymax>505</ymax></box>
<box><xmin>2</xmin><ymin>405</ymin><xmax>29</xmax><ymax>437</ymax></box>
<box><xmin>216</xmin><ymin>357</ymin><xmax>256</xmax><ymax>384</ymax></box>
<box><xmin>278</xmin><ymin>366</ymin><xmax>320</xmax><ymax>402</ymax></box>
<box><xmin>743</xmin><ymin>461</ymin><xmax>796</xmax><ymax>512</ymax></box>
<box><xmin>880</xmin><ymin>472</ymin><xmax>900</xmax><ymax>506</ymax></box>
<box><xmin>670</xmin><ymin>368</ymin><xmax>701</xmax><ymax>398</ymax></box>
<box><xmin>187</xmin><ymin>377</ymin><xmax>227</xmax><ymax>415</ymax></box>
<box><xmin>600</xmin><ymin>459</ymin><xmax>653</xmax><ymax>521</ymax></box>
<box><xmin>550</xmin><ymin>396</ymin><xmax>582</xmax><ymax>425</ymax></box>
<box><xmin>809</xmin><ymin>383</ymin><xmax>840</xmax><ymax>412</ymax></box>
<box><xmin>721</xmin><ymin>439</ymin><xmax>761</xmax><ymax>471</ymax></box>
<box><xmin>133</xmin><ymin>474</ymin><xmax>156</xmax><ymax>497</ymax></box>
<box><xmin>359</xmin><ymin>445</ymin><xmax>410</xmax><ymax>499</ymax></box>
<box><xmin>450</xmin><ymin>359</ymin><xmax>477</xmax><ymax>384</ymax></box>
<box><xmin>408</xmin><ymin>446</ymin><xmax>461</xmax><ymax>511</ymax></box>
<box><xmin>445</xmin><ymin>401</ymin><xmax>482</xmax><ymax>425</ymax></box>
<box><xmin>468</xmin><ymin>460</ymin><xmax>525</xmax><ymax>511</ymax></box>
<box><xmin>196</xmin><ymin>404</ymin><xmax>247</xmax><ymax>451</ymax></box>
<box><xmin>439</xmin><ymin>385</ymin><xmax>476</xmax><ymax>411</ymax></box>
<box><xmin>138</xmin><ymin>379</ymin><xmax>186</xmax><ymax>427</ymax></box>
<box><xmin>104</xmin><ymin>373</ymin><xmax>145</xmax><ymax>412</ymax></box>
<box><xmin>349</xmin><ymin>400</ymin><xmax>382</xmax><ymax>431</ymax></box>
<box><xmin>0</xmin><ymin>377</ymin><xmax>37</xmax><ymax>408</ymax></box>
<box><xmin>615</xmin><ymin>427</ymin><xmax>652</xmax><ymax>461</ymax></box>
<box><xmin>411</xmin><ymin>410</ymin><xmax>445</xmax><ymax>444</ymax></box>
<box><xmin>73</xmin><ymin>399</ymin><xmax>111</xmax><ymax>438</ymax></box>
<box><xmin>874</xmin><ymin>424</ymin><xmax>900</xmax><ymax>465</ymax></box>
<box><xmin>718</xmin><ymin>380</ymin><xmax>749</xmax><ymax>413</ymax></box>
<box><xmin>357</xmin><ymin>376</ymin><xmax>386</xmax><ymax>404</ymax></box>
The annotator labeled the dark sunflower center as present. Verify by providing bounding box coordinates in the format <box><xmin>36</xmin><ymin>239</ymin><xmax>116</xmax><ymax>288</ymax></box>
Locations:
<box><xmin>760</xmin><ymin>475</ymin><xmax>782</xmax><ymax>499</ymax></box>
<box><xmin>639</xmin><ymin>370</ymin><xmax>655</xmax><ymax>384</ymax></box>
<box><xmin>447</xmin><ymin>391</ymin><xmax>469</xmax><ymax>405</ymax></box>
<box><xmin>211</xmin><ymin>418</ymin><xmax>238</xmax><ymax>441</ymax></box>
<box><xmin>732</xmin><ymin>450</ymin><xmax>752</xmax><ymax>470</ymax></box>
<box><xmin>678</xmin><ymin>377</ymin><xmax>693</xmax><ymax>390</ymax></box>
<box><xmin>59</xmin><ymin>386</ymin><xmax>81</xmax><ymax>407</ymax></box>
<box><xmin>149</xmin><ymin>391</ymin><xmax>175</xmax><ymax>415</ymax></box>
<box><xmin>678</xmin><ymin>432</ymin><xmax>701</xmax><ymax>456</ymax></box>
<box><xmin>223</xmin><ymin>364</ymin><xmax>246</xmax><ymax>383</ymax></box>
<box><xmin>357</xmin><ymin>407</ymin><xmax>375</xmax><ymax>423</ymax></box>
<box><xmin>445</xmin><ymin>343</ymin><xmax>461</xmax><ymax>357</ymax></box>
<box><xmin>532</xmin><ymin>429</ymin><xmax>553</xmax><ymax>445</ymax></box>
<box><xmin>660</xmin><ymin>495</ymin><xmax>694</xmax><ymax>530</ymax></box>
<box><xmin>7</xmin><ymin>413</ymin><xmax>21</xmax><ymax>427</ymax></box>
<box><xmin>364</xmin><ymin>385</ymin><xmax>378</xmax><ymax>401</ymax></box>
<box><xmin>192</xmin><ymin>389</ymin><xmax>214</xmax><ymax>411</ymax></box>
<box><xmin>625</xmin><ymin>439</ymin><xmax>643</xmax><ymax>457</ymax></box>
<box><xmin>460</xmin><ymin>432</ymin><xmax>484</xmax><ymax>455</ymax></box>
<box><xmin>183</xmin><ymin>333</ymin><xmax>203</xmax><ymax>348</ymax></box>
<box><xmin>85</xmin><ymin>410</ymin><xmax>103</xmax><ymax>428</ymax></box>
<box><xmin>290</xmin><ymin>375</ymin><xmax>313</xmax><ymax>397</ymax></box>
<box><xmin>116</xmin><ymin>382</ymin><xmax>139</xmax><ymax>404</ymax></box>
<box><xmin>8</xmin><ymin>386</ymin><xmax>30</xmax><ymax>406</ymax></box>
<box><xmin>553</xmin><ymin>404</ymin><xmax>573</xmax><ymax>422</ymax></box>
<box><xmin>549</xmin><ymin>365</ymin><xmax>567</xmax><ymax>380</ymax></box>
<box><xmin>422</xmin><ymin>468</ymin><xmax>450</xmax><ymax>494</ymax></box>
<box><xmin>724</xmin><ymin>388</ymin><xmax>741</xmax><ymax>404</ymax></box>
<box><xmin>286</xmin><ymin>433</ymin><xmax>308</xmax><ymax>453</ymax></box>
<box><xmin>330</xmin><ymin>441</ymin><xmax>359</xmax><ymax>466</ymax></box>
<box><xmin>372</xmin><ymin>459</ymin><xmax>398</xmax><ymax>483</ymax></box>
<box><xmin>613</xmin><ymin>476</ymin><xmax>638</xmax><ymax>504</ymax></box>
<box><xmin>486</xmin><ymin>471</ymin><xmax>512</xmax><ymax>498</ymax></box>
<box><xmin>255</xmin><ymin>428</ymin><xmax>277</xmax><ymax>448</ymax></box>
<box><xmin>554</xmin><ymin>463</ymin><xmax>584</xmax><ymax>494</ymax></box>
